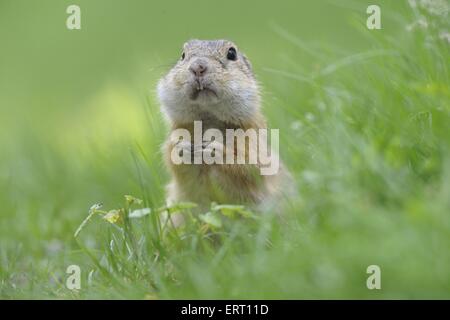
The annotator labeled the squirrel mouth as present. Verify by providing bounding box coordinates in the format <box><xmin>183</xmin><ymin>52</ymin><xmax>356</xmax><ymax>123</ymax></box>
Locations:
<box><xmin>190</xmin><ymin>79</ymin><xmax>217</xmax><ymax>100</ymax></box>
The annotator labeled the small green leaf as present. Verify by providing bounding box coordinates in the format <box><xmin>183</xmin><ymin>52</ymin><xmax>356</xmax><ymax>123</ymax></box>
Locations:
<box><xmin>236</xmin><ymin>209</ymin><xmax>256</xmax><ymax>219</ymax></box>
<box><xmin>129</xmin><ymin>208</ymin><xmax>152</xmax><ymax>218</ymax></box>
<box><xmin>125</xmin><ymin>195</ymin><xmax>143</xmax><ymax>206</ymax></box>
<box><xmin>103</xmin><ymin>209</ymin><xmax>124</xmax><ymax>224</ymax></box>
<box><xmin>199</xmin><ymin>212</ymin><xmax>223</xmax><ymax>228</ymax></box>
<box><xmin>166</xmin><ymin>202</ymin><xmax>198</xmax><ymax>214</ymax></box>
<box><xmin>212</xmin><ymin>204</ymin><xmax>256</xmax><ymax>219</ymax></box>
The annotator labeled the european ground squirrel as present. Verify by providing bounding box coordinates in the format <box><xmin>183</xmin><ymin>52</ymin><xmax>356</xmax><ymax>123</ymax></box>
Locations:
<box><xmin>157</xmin><ymin>39</ymin><xmax>291</xmax><ymax>217</ymax></box>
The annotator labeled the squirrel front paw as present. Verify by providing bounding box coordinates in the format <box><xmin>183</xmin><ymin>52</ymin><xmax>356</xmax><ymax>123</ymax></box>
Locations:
<box><xmin>174</xmin><ymin>140</ymin><xmax>193</xmax><ymax>158</ymax></box>
<box><xmin>198</xmin><ymin>140</ymin><xmax>225</xmax><ymax>164</ymax></box>
<box><xmin>171</xmin><ymin>140</ymin><xmax>225</xmax><ymax>165</ymax></box>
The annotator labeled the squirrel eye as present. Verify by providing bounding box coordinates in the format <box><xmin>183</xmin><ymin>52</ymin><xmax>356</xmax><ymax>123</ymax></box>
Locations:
<box><xmin>227</xmin><ymin>47</ymin><xmax>237</xmax><ymax>61</ymax></box>
<box><xmin>181</xmin><ymin>52</ymin><xmax>185</xmax><ymax>60</ymax></box>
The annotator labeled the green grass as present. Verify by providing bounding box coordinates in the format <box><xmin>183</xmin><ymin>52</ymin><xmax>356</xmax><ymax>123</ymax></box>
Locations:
<box><xmin>0</xmin><ymin>0</ymin><xmax>449</xmax><ymax>299</ymax></box>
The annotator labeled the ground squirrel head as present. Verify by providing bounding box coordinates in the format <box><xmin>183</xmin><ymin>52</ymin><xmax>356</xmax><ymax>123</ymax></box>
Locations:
<box><xmin>157</xmin><ymin>39</ymin><xmax>261</xmax><ymax>125</ymax></box>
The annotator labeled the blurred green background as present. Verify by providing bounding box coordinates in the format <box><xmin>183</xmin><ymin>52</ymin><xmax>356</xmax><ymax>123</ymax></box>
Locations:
<box><xmin>1</xmin><ymin>0</ymin><xmax>449</xmax><ymax>299</ymax></box>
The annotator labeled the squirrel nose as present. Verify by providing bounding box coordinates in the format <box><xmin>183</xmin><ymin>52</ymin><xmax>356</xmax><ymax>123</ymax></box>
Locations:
<box><xmin>189</xmin><ymin>59</ymin><xmax>208</xmax><ymax>77</ymax></box>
